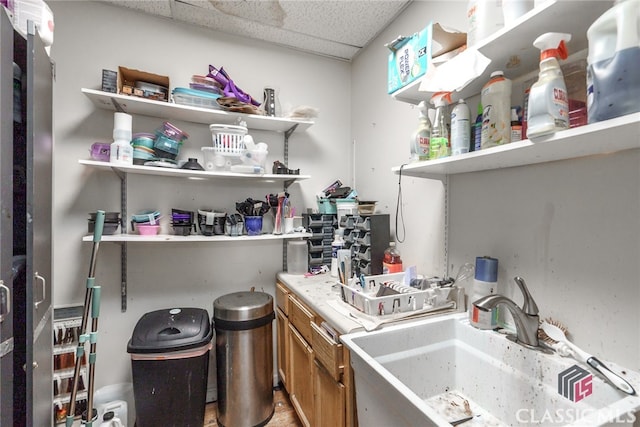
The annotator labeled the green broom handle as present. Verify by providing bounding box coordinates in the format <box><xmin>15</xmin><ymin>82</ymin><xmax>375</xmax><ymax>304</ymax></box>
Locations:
<box><xmin>66</xmin><ymin>211</ymin><xmax>105</xmax><ymax>427</ymax></box>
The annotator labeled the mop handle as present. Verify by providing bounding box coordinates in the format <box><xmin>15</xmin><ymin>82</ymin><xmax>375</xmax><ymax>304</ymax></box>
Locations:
<box><xmin>66</xmin><ymin>210</ymin><xmax>105</xmax><ymax>427</ymax></box>
<box><xmin>86</xmin><ymin>285</ymin><xmax>102</xmax><ymax>427</ymax></box>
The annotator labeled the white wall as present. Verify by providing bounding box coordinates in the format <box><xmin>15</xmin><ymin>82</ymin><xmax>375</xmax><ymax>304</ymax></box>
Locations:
<box><xmin>352</xmin><ymin>1</ymin><xmax>640</xmax><ymax>370</ymax></box>
<box><xmin>49</xmin><ymin>0</ymin><xmax>352</xmax><ymax>387</ymax></box>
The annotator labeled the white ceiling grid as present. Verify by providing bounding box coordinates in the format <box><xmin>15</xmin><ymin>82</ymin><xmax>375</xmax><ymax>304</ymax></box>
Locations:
<box><xmin>99</xmin><ymin>0</ymin><xmax>412</xmax><ymax>60</ymax></box>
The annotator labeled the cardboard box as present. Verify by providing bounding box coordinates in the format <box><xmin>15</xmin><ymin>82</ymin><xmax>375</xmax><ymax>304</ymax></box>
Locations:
<box><xmin>387</xmin><ymin>22</ymin><xmax>466</xmax><ymax>94</ymax></box>
<box><xmin>117</xmin><ymin>66</ymin><xmax>170</xmax><ymax>102</ymax></box>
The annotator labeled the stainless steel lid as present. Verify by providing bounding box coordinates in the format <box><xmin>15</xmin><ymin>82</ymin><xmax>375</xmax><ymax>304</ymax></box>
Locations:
<box><xmin>213</xmin><ymin>291</ymin><xmax>273</xmax><ymax>322</ymax></box>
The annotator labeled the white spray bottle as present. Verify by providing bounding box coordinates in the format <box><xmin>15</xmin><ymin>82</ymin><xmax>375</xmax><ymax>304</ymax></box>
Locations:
<box><xmin>410</xmin><ymin>101</ymin><xmax>431</xmax><ymax>162</ymax></box>
<box><xmin>527</xmin><ymin>32</ymin><xmax>572</xmax><ymax>138</ymax></box>
<box><xmin>429</xmin><ymin>92</ymin><xmax>452</xmax><ymax>160</ymax></box>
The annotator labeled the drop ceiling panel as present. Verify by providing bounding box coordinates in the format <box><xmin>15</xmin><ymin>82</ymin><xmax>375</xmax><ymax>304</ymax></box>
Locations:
<box><xmin>99</xmin><ymin>0</ymin><xmax>411</xmax><ymax>60</ymax></box>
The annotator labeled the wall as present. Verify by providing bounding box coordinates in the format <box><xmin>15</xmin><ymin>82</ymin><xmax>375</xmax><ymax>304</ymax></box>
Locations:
<box><xmin>49</xmin><ymin>0</ymin><xmax>352</xmax><ymax>388</ymax></box>
<box><xmin>352</xmin><ymin>1</ymin><xmax>640</xmax><ymax>370</ymax></box>
<box><xmin>48</xmin><ymin>0</ymin><xmax>640</xmax><ymax>400</ymax></box>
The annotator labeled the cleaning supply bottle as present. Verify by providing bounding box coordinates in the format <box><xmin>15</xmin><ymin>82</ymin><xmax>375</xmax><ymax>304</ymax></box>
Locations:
<box><xmin>429</xmin><ymin>92</ymin><xmax>451</xmax><ymax>160</ymax></box>
<box><xmin>469</xmin><ymin>256</ymin><xmax>498</xmax><ymax>330</ymax></box>
<box><xmin>409</xmin><ymin>101</ymin><xmax>431</xmax><ymax>162</ymax></box>
<box><xmin>586</xmin><ymin>0</ymin><xmax>640</xmax><ymax>123</ymax></box>
<box><xmin>330</xmin><ymin>229</ymin><xmax>344</xmax><ymax>278</ymax></box>
<box><xmin>382</xmin><ymin>242</ymin><xmax>403</xmax><ymax>274</ymax></box>
<box><xmin>472</xmin><ymin>103</ymin><xmax>483</xmax><ymax>151</ymax></box>
<box><xmin>481</xmin><ymin>71</ymin><xmax>512</xmax><ymax>148</ymax></box>
<box><xmin>451</xmin><ymin>98</ymin><xmax>470</xmax><ymax>156</ymax></box>
<box><xmin>467</xmin><ymin>0</ymin><xmax>504</xmax><ymax>48</ymax></box>
<box><xmin>510</xmin><ymin>107</ymin><xmax>523</xmax><ymax>142</ymax></box>
<box><xmin>110</xmin><ymin>112</ymin><xmax>133</xmax><ymax>165</ymax></box>
<box><xmin>526</xmin><ymin>32</ymin><xmax>571</xmax><ymax>138</ymax></box>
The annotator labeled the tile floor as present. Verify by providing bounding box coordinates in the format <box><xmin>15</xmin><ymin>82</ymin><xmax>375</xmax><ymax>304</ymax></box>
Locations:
<box><xmin>203</xmin><ymin>388</ymin><xmax>301</xmax><ymax>426</ymax></box>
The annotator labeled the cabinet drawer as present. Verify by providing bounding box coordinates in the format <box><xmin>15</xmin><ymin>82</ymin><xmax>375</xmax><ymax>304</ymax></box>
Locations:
<box><xmin>276</xmin><ymin>282</ymin><xmax>290</xmax><ymax>315</ymax></box>
<box><xmin>311</xmin><ymin>322</ymin><xmax>344</xmax><ymax>382</ymax></box>
<box><xmin>289</xmin><ymin>296</ymin><xmax>315</xmax><ymax>343</ymax></box>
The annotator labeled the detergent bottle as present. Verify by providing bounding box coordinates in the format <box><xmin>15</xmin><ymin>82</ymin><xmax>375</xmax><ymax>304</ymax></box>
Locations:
<box><xmin>586</xmin><ymin>0</ymin><xmax>640</xmax><ymax>123</ymax></box>
<box><xmin>429</xmin><ymin>92</ymin><xmax>451</xmax><ymax>160</ymax></box>
<box><xmin>481</xmin><ymin>71</ymin><xmax>512</xmax><ymax>148</ymax></box>
<box><xmin>410</xmin><ymin>101</ymin><xmax>431</xmax><ymax>162</ymax></box>
<box><xmin>526</xmin><ymin>33</ymin><xmax>571</xmax><ymax>138</ymax></box>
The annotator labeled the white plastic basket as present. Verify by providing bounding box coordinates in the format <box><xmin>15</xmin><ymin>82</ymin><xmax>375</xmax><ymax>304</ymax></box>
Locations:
<box><xmin>209</xmin><ymin>124</ymin><xmax>247</xmax><ymax>157</ymax></box>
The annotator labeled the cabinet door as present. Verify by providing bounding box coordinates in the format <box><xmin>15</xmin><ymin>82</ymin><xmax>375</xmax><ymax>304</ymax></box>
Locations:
<box><xmin>313</xmin><ymin>359</ymin><xmax>345</xmax><ymax>427</ymax></box>
<box><xmin>288</xmin><ymin>323</ymin><xmax>314</xmax><ymax>427</ymax></box>
<box><xmin>25</xmin><ymin>22</ymin><xmax>53</xmax><ymax>427</ymax></box>
<box><xmin>0</xmin><ymin>10</ymin><xmax>14</xmax><ymax>426</ymax></box>
<box><xmin>276</xmin><ymin>307</ymin><xmax>289</xmax><ymax>390</ymax></box>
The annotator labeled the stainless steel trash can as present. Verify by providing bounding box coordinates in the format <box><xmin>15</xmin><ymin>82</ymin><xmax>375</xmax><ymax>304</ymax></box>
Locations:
<box><xmin>214</xmin><ymin>291</ymin><xmax>275</xmax><ymax>427</ymax></box>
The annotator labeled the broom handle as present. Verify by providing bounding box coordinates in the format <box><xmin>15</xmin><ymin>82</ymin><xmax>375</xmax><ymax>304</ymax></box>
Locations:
<box><xmin>66</xmin><ymin>211</ymin><xmax>104</xmax><ymax>427</ymax></box>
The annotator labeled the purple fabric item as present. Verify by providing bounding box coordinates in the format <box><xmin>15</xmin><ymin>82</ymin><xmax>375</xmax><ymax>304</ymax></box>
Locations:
<box><xmin>207</xmin><ymin>65</ymin><xmax>262</xmax><ymax>107</ymax></box>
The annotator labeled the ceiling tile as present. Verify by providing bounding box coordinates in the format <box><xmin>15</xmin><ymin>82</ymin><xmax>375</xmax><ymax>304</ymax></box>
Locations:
<box><xmin>100</xmin><ymin>0</ymin><xmax>411</xmax><ymax>60</ymax></box>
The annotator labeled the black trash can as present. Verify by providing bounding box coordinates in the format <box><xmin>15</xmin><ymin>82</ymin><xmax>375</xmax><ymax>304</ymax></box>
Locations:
<box><xmin>127</xmin><ymin>307</ymin><xmax>212</xmax><ymax>427</ymax></box>
<box><xmin>214</xmin><ymin>291</ymin><xmax>275</xmax><ymax>427</ymax></box>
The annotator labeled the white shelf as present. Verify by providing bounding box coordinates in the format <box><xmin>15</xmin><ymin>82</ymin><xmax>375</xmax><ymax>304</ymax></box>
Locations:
<box><xmin>79</xmin><ymin>159</ymin><xmax>311</xmax><ymax>182</ymax></box>
<box><xmin>83</xmin><ymin>232</ymin><xmax>312</xmax><ymax>243</ymax></box>
<box><xmin>81</xmin><ymin>88</ymin><xmax>314</xmax><ymax>133</ymax></box>
<box><xmin>391</xmin><ymin>0</ymin><xmax>611</xmax><ymax>104</ymax></box>
<box><xmin>392</xmin><ymin>113</ymin><xmax>640</xmax><ymax>177</ymax></box>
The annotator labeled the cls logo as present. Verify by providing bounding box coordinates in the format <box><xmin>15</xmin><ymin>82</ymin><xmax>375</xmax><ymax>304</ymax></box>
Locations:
<box><xmin>558</xmin><ymin>365</ymin><xmax>593</xmax><ymax>402</ymax></box>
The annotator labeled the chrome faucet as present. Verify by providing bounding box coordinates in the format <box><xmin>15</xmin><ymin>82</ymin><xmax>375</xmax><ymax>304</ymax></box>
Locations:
<box><xmin>473</xmin><ymin>276</ymin><xmax>540</xmax><ymax>349</ymax></box>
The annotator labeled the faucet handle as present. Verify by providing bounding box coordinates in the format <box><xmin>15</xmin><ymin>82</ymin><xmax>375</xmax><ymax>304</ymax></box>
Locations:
<box><xmin>513</xmin><ymin>276</ymin><xmax>539</xmax><ymax>316</ymax></box>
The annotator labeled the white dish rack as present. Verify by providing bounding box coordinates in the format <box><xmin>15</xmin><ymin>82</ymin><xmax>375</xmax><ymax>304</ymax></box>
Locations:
<box><xmin>338</xmin><ymin>273</ymin><xmax>455</xmax><ymax>316</ymax></box>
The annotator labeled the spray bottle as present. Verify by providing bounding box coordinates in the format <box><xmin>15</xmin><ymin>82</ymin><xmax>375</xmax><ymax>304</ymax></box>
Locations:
<box><xmin>526</xmin><ymin>32</ymin><xmax>572</xmax><ymax>138</ymax></box>
<box><xmin>451</xmin><ymin>98</ymin><xmax>470</xmax><ymax>156</ymax></box>
<box><xmin>410</xmin><ymin>101</ymin><xmax>431</xmax><ymax>162</ymax></box>
<box><xmin>429</xmin><ymin>92</ymin><xmax>452</xmax><ymax>160</ymax></box>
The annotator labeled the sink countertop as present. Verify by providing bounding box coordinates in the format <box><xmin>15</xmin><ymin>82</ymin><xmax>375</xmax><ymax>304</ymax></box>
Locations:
<box><xmin>276</xmin><ymin>271</ymin><xmax>465</xmax><ymax>336</ymax></box>
<box><xmin>277</xmin><ymin>271</ymin><xmax>364</xmax><ymax>335</ymax></box>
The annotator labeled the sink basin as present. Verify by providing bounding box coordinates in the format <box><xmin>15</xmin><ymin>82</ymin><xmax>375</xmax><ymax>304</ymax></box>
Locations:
<box><xmin>341</xmin><ymin>313</ymin><xmax>640</xmax><ymax>426</ymax></box>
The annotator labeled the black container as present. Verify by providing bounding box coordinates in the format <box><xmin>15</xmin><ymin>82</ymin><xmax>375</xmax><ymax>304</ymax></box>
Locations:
<box><xmin>127</xmin><ymin>308</ymin><xmax>213</xmax><ymax>427</ymax></box>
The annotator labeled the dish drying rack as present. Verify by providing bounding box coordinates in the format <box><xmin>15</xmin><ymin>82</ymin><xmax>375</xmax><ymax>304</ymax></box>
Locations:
<box><xmin>338</xmin><ymin>273</ymin><xmax>465</xmax><ymax>317</ymax></box>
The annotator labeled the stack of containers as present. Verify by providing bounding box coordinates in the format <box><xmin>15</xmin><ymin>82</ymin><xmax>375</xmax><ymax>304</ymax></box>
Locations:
<box><xmin>131</xmin><ymin>210</ymin><xmax>161</xmax><ymax>235</ymax></box>
<box><xmin>153</xmin><ymin>121</ymin><xmax>188</xmax><ymax>162</ymax></box>
<box><xmin>131</xmin><ymin>133</ymin><xmax>156</xmax><ymax>165</ymax></box>
<box><xmin>171</xmin><ymin>209</ymin><xmax>195</xmax><ymax>236</ymax></box>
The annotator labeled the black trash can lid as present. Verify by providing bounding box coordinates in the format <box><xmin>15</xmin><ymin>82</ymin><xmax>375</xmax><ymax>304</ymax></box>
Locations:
<box><xmin>127</xmin><ymin>308</ymin><xmax>212</xmax><ymax>354</ymax></box>
<box><xmin>213</xmin><ymin>291</ymin><xmax>273</xmax><ymax>322</ymax></box>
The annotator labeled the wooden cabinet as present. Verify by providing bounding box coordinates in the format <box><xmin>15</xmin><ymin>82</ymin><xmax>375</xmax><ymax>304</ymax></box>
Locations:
<box><xmin>276</xmin><ymin>281</ymin><xmax>356</xmax><ymax>427</ymax></box>
<box><xmin>313</xmin><ymin>359</ymin><xmax>345</xmax><ymax>427</ymax></box>
<box><xmin>288</xmin><ymin>323</ymin><xmax>314</xmax><ymax>427</ymax></box>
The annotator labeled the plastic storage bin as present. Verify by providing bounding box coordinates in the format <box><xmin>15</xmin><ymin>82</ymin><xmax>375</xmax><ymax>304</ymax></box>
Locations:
<box><xmin>127</xmin><ymin>308</ymin><xmax>213</xmax><ymax>427</ymax></box>
<box><xmin>213</xmin><ymin>292</ymin><xmax>275</xmax><ymax>427</ymax></box>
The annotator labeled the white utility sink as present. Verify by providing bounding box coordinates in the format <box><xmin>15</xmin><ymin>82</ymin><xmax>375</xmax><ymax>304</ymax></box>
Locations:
<box><xmin>341</xmin><ymin>313</ymin><xmax>640</xmax><ymax>426</ymax></box>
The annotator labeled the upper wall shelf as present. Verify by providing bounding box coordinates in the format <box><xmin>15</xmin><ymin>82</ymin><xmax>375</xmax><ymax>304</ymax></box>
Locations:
<box><xmin>82</xmin><ymin>232</ymin><xmax>312</xmax><ymax>243</ymax></box>
<box><xmin>79</xmin><ymin>159</ymin><xmax>311</xmax><ymax>183</ymax></box>
<box><xmin>392</xmin><ymin>113</ymin><xmax>640</xmax><ymax>177</ymax></box>
<box><xmin>81</xmin><ymin>88</ymin><xmax>314</xmax><ymax>133</ymax></box>
<box><xmin>391</xmin><ymin>0</ymin><xmax>611</xmax><ymax>104</ymax></box>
